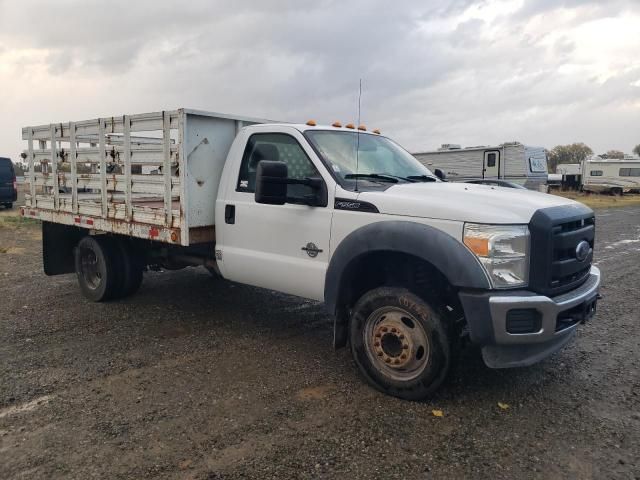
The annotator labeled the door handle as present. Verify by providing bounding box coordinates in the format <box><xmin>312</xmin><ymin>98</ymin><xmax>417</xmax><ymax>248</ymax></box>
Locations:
<box><xmin>301</xmin><ymin>242</ymin><xmax>323</xmax><ymax>258</ymax></box>
<box><xmin>225</xmin><ymin>204</ymin><xmax>235</xmax><ymax>224</ymax></box>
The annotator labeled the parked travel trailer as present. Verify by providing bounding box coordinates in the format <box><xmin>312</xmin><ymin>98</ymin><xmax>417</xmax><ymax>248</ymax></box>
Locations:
<box><xmin>412</xmin><ymin>142</ymin><xmax>548</xmax><ymax>190</ymax></box>
<box><xmin>581</xmin><ymin>159</ymin><xmax>640</xmax><ymax>194</ymax></box>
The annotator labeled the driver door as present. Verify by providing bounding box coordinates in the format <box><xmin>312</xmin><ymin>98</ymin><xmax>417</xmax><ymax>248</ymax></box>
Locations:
<box><xmin>217</xmin><ymin>129</ymin><xmax>334</xmax><ymax>301</ymax></box>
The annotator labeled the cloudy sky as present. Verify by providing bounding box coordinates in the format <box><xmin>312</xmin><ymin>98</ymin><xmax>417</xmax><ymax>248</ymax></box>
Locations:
<box><xmin>0</xmin><ymin>0</ymin><xmax>638</xmax><ymax>160</ymax></box>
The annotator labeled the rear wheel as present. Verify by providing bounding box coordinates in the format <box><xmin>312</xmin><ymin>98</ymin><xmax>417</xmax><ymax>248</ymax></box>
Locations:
<box><xmin>350</xmin><ymin>287</ymin><xmax>452</xmax><ymax>400</ymax></box>
<box><xmin>74</xmin><ymin>236</ymin><xmax>118</xmax><ymax>302</ymax></box>
<box><xmin>111</xmin><ymin>238</ymin><xmax>144</xmax><ymax>299</ymax></box>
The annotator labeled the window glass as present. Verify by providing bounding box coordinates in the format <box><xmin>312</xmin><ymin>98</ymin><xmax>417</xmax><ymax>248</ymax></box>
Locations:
<box><xmin>304</xmin><ymin>130</ymin><xmax>433</xmax><ymax>191</ymax></box>
<box><xmin>0</xmin><ymin>160</ymin><xmax>13</xmax><ymax>178</ymax></box>
<box><xmin>620</xmin><ymin>168</ymin><xmax>640</xmax><ymax>177</ymax></box>
<box><xmin>529</xmin><ymin>156</ymin><xmax>547</xmax><ymax>173</ymax></box>
<box><xmin>237</xmin><ymin>133</ymin><xmax>320</xmax><ymax>200</ymax></box>
<box><xmin>590</xmin><ymin>170</ymin><xmax>603</xmax><ymax>176</ymax></box>
<box><xmin>486</xmin><ymin>153</ymin><xmax>496</xmax><ymax>167</ymax></box>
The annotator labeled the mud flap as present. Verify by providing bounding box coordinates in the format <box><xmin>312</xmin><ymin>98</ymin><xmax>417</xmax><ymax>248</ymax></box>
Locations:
<box><xmin>42</xmin><ymin>221</ymin><xmax>87</xmax><ymax>275</ymax></box>
<box><xmin>332</xmin><ymin>307</ymin><xmax>349</xmax><ymax>349</ymax></box>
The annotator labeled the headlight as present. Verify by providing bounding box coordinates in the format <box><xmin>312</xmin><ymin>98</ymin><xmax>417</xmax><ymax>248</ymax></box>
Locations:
<box><xmin>463</xmin><ymin>223</ymin><xmax>530</xmax><ymax>288</ymax></box>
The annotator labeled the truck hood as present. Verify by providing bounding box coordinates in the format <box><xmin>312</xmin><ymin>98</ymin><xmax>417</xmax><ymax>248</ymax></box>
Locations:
<box><xmin>357</xmin><ymin>182</ymin><xmax>584</xmax><ymax>224</ymax></box>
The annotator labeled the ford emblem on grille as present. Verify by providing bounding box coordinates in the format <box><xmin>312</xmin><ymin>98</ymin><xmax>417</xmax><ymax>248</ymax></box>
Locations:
<box><xmin>575</xmin><ymin>240</ymin><xmax>590</xmax><ymax>262</ymax></box>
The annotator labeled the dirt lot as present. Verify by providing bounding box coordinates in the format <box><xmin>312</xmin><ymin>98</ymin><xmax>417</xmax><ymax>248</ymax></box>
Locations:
<box><xmin>1</xmin><ymin>193</ymin><xmax>639</xmax><ymax>479</ymax></box>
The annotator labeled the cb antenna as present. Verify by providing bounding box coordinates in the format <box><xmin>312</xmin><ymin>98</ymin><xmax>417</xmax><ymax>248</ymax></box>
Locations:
<box><xmin>355</xmin><ymin>78</ymin><xmax>362</xmax><ymax>192</ymax></box>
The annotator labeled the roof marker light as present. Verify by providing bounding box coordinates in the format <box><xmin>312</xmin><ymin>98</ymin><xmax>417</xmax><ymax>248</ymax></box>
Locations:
<box><xmin>332</xmin><ymin>121</ymin><xmax>342</xmax><ymax>128</ymax></box>
<box><xmin>345</xmin><ymin>123</ymin><xmax>355</xmax><ymax>129</ymax></box>
<box><xmin>306</xmin><ymin>120</ymin><xmax>317</xmax><ymax>126</ymax></box>
<box><xmin>358</xmin><ymin>125</ymin><xmax>367</xmax><ymax>131</ymax></box>
<box><xmin>373</xmin><ymin>129</ymin><xmax>381</xmax><ymax>134</ymax></box>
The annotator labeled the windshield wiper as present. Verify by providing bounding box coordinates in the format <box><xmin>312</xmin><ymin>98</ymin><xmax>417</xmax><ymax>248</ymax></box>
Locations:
<box><xmin>406</xmin><ymin>175</ymin><xmax>437</xmax><ymax>182</ymax></box>
<box><xmin>344</xmin><ymin>173</ymin><xmax>399</xmax><ymax>183</ymax></box>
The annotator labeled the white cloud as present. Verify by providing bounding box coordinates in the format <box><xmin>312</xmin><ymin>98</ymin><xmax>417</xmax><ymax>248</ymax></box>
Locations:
<box><xmin>0</xmin><ymin>0</ymin><xmax>638</xmax><ymax>161</ymax></box>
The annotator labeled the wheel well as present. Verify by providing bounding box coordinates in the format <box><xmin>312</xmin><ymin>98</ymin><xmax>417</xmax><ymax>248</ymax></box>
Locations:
<box><xmin>337</xmin><ymin>251</ymin><xmax>462</xmax><ymax>319</ymax></box>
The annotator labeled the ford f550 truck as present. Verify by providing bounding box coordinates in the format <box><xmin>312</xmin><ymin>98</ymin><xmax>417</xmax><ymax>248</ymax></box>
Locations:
<box><xmin>21</xmin><ymin>109</ymin><xmax>600</xmax><ymax>400</ymax></box>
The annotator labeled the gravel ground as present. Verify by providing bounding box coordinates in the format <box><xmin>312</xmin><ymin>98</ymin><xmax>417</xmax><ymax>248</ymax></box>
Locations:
<box><xmin>0</xmin><ymin>198</ymin><xmax>639</xmax><ymax>479</ymax></box>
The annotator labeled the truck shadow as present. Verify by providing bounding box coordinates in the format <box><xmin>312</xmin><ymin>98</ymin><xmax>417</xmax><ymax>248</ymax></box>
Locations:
<box><xmin>120</xmin><ymin>267</ymin><xmax>556</xmax><ymax>401</ymax></box>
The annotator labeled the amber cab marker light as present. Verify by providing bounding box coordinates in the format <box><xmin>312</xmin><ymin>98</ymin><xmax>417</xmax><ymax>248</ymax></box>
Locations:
<box><xmin>345</xmin><ymin>123</ymin><xmax>355</xmax><ymax>129</ymax></box>
<box><xmin>306</xmin><ymin>120</ymin><xmax>317</xmax><ymax>126</ymax></box>
<box><xmin>332</xmin><ymin>121</ymin><xmax>342</xmax><ymax>128</ymax></box>
<box><xmin>373</xmin><ymin>128</ymin><xmax>381</xmax><ymax>134</ymax></box>
<box><xmin>358</xmin><ymin>125</ymin><xmax>367</xmax><ymax>131</ymax></box>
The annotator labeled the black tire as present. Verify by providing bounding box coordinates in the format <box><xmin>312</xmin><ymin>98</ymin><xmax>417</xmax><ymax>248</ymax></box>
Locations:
<box><xmin>74</xmin><ymin>235</ymin><xmax>118</xmax><ymax>302</ymax></box>
<box><xmin>111</xmin><ymin>238</ymin><xmax>144</xmax><ymax>299</ymax></box>
<box><xmin>350</xmin><ymin>287</ymin><xmax>452</xmax><ymax>401</ymax></box>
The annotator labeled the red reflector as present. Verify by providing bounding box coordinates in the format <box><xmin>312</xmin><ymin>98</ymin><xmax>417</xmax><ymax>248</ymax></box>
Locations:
<box><xmin>86</xmin><ymin>219</ymin><xmax>94</xmax><ymax>226</ymax></box>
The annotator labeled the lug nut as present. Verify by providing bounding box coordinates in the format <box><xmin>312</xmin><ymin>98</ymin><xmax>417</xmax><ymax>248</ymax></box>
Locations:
<box><xmin>399</xmin><ymin>334</ymin><xmax>405</xmax><ymax>340</ymax></box>
<box><xmin>394</xmin><ymin>359</ymin><xmax>400</xmax><ymax>364</ymax></box>
<box><xmin>385</xmin><ymin>358</ymin><xmax>391</xmax><ymax>363</ymax></box>
<box><xmin>391</xmin><ymin>327</ymin><xmax>397</xmax><ymax>333</ymax></box>
<box><xmin>381</xmin><ymin>327</ymin><xmax>388</xmax><ymax>333</ymax></box>
<box><xmin>374</xmin><ymin>342</ymin><xmax>380</xmax><ymax>347</ymax></box>
<box><xmin>401</xmin><ymin>354</ymin><xmax>407</xmax><ymax>360</ymax></box>
<box><xmin>402</xmin><ymin>344</ymin><xmax>409</xmax><ymax>350</ymax></box>
<box><xmin>377</xmin><ymin>352</ymin><xmax>383</xmax><ymax>357</ymax></box>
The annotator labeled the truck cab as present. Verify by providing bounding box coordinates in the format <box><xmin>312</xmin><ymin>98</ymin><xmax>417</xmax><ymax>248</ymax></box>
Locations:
<box><xmin>214</xmin><ymin>122</ymin><xmax>600</xmax><ymax>399</ymax></box>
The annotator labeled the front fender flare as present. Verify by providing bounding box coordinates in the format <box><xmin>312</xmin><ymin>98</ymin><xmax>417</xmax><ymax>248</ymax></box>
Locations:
<box><xmin>324</xmin><ymin>221</ymin><xmax>490</xmax><ymax>316</ymax></box>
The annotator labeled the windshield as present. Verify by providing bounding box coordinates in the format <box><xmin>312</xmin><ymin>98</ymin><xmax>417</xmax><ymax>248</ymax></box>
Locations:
<box><xmin>305</xmin><ymin>130</ymin><xmax>435</xmax><ymax>190</ymax></box>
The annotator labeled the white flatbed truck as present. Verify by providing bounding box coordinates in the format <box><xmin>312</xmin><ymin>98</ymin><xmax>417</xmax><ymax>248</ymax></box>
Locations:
<box><xmin>21</xmin><ymin>108</ymin><xmax>601</xmax><ymax>400</ymax></box>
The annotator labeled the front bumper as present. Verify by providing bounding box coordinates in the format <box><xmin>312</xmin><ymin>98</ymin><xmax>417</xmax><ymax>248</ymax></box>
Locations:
<box><xmin>459</xmin><ymin>266</ymin><xmax>601</xmax><ymax>368</ymax></box>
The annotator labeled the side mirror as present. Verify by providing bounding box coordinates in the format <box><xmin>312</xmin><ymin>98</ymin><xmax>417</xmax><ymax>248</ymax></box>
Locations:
<box><xmin>254</xmin><ymin>160</ymin><xmax>329</xmax><ymax>207</ymax></box>
<box><xmin>255</xmin><ymin>160</ymin><xmax>288</xmax><ymax>205</ymax></box>
<box><xmin>434</xmin><ymin>168</ymin><xmax>447</xmax><ymax>181</ymax></box>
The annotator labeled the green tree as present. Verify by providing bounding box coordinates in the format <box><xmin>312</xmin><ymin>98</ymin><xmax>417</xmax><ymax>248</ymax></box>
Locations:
<box><xmin>547</xmin><ymin>143</ymin><xmax>593</xmax><ymax>172</ymax></box>
<box><xmin>633</xmin><ymin>144</ymin><xmax>640</xmax><ymax>157</ymax></box>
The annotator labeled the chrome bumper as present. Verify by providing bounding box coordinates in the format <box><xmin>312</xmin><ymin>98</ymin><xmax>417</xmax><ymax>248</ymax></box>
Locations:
<box><xmin>488</xmin><ymin>266</ymin><xmax>601</xmax><ymax>344</ymax></box>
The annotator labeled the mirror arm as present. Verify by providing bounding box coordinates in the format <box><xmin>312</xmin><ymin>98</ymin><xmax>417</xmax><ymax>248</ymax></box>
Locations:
<box><xmin>284</xmin><ymin>177</ymin><xmax>319</xmax><ymax>188</ymax></box>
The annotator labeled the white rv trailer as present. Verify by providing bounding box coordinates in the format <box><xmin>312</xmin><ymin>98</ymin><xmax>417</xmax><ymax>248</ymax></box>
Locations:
<box><xmin>412</xmin><ymin>142</ymin><xmax>548</xmax><ymax>190</ymax></box>
<box><xmin>581</xmin><ymin>159</ymin><xmax>640</xmax><ymax>194</ymax></box>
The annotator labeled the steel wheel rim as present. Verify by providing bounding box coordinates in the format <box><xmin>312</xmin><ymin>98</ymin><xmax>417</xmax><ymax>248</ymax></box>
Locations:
<box><xmin>79</xmin><ymin>246</ymin><xmax>102</xmax><ymax>290</ymax></box>
<box><xmin>363</xmin><ymin>306</ymin><xmax>430</xmax><ymax>382</ymax></box>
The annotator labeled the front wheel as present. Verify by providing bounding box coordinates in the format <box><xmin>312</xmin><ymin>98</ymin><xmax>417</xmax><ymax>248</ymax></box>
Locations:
<box><xmin>350</xmin><ymin>287</ymin><xmax>452</xmax><ymax>400</ymax></box>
